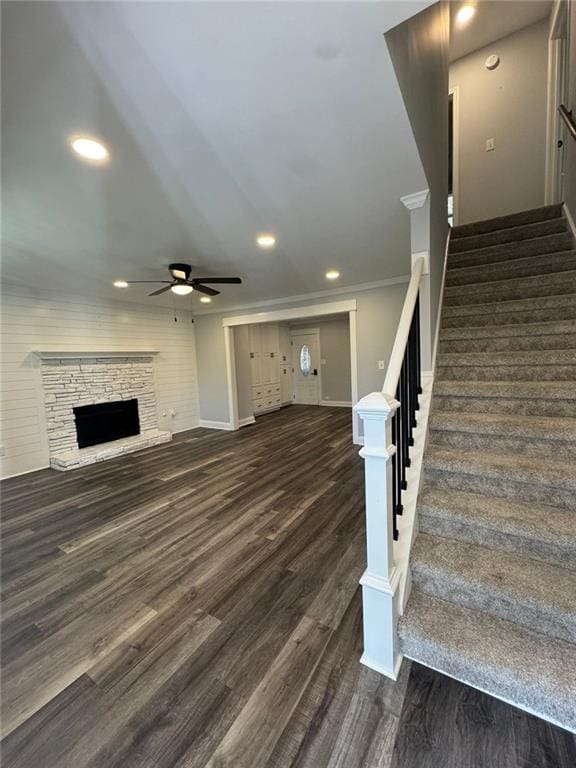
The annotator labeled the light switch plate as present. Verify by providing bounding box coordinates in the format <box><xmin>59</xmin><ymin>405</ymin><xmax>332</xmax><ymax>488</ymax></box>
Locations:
<box><xmin>378</xmin><ymin>360</ymin><xmax>385</xmax><ymax>370</ymax></box>
<box><xmin>486</xmin><ymin>138</ymin><xmax>495</xmax><ymax>151</ymax></box>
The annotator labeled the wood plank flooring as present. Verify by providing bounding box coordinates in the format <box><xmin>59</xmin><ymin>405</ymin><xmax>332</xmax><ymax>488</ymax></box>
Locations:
<box><xmin>1</xmin><ymin>405</ymin><xmax>575</xmax><ymax>767</ymax></box>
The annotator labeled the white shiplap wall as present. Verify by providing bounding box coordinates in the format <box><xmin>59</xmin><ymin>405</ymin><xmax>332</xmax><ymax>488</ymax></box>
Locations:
<box><xmin>1</xmin><ymin>286</ymin><xmax>199</xmax><ymax>478</ymax></box>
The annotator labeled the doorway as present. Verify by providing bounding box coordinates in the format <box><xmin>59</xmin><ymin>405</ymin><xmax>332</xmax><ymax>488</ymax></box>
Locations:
<box><xmin>545</xmin><ymin>1</ymin><xmax>569</xmax><ymax>204</ymax></box>
<box><xmin>291</xmin><ymin>329</ymin><xmax>321</xmax><ymax>405</ymax></box>
<box><xmin>448</xmin><ymin>86</ymin><xmax>459</xmax><ymax>226</ymax></box>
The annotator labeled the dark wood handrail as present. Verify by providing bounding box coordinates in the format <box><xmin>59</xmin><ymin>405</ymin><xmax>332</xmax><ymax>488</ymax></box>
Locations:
<box><xmin>559</xmin><ymin>104</ymin><xmax>576</xmax><ymax>141</ymax></box>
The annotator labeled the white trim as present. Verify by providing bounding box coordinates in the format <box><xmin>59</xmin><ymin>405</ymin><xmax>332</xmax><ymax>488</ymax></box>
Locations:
<box><xmin>360</xmin><ymin>567</ymin><xmax>401</xmax><ymax>595</ymax></box>
<box><xmin>449</xmin><ymin>86</ymin><xmax>460</xmax><ymax>226</ymax></box>
<box><xmin>238</xmin><ymin>415</ymin><xmax>256</xmax><ymax>428</ymax></box>
<box><xmin>360</xmin><ymin>652</ymin><xmax>404</xmax><ymax>682</ymax></box>
<box><xmin>1</xmin><ymin>462</ymin><xmax>49</xmax><ymax>480</ymax></box>
<box><xmin>223</xmin><ymin>326</ymin><xmax>239</xmax><ymax>430</ymax></box>
<box><xmin>223</xmin><ymin>300</ymin><xmax>357</xmax><ymax>327</ymax></box>
<box><xmin>400</xmin><ymin>188</ymin><xmax>429</xmax><ymax>211</ymax></box>
<box><xmin>563</xmin><ymin>201</ymin><xmax>576</xmax><ymax>239</ymax></box>
<box><xmin>198</xmin><ymin>419</ymin><xmax>235</xmax><ymax>431</ymax></box>
<box><xmin>290</xmin><ymin>327</ymin><xmax>321</xmax><ymax>336</ymax></box>
<box><xmin>545</xmin><ymin>1</ymin><xmax>568</xmax><ymax>205</ymax></box>
<box><xmin>319</xmin><ymin>400</ymin><xmax>352</xmax><ymax>408</ymax></box>
<box><xmin>349</xmin><ymin>309</ymin><xmax>360</xmax><ymax>444</ymax></box>
<box><xmin>430</xmin><ymin>229</ymin><xmax>452</xmax><ymax>374</ymax></box>
<box><xmin>195</xmin><ymin>276</ymin><xmax>409</xmax><ymax>316</ymax></box>
<box><xmin>33</xmin><ymin>350</ymin><xmax>159</xmax><ymax>359</ymax></box>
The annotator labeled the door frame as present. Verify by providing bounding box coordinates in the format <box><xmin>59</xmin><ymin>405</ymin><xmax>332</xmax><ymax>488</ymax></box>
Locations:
<box><xmin>290</xmin><ymin>327</ymin><xmax>322</xmax><ymax>405</ymax></box>
<box><xmin>448</xmin><ymin>86</ymin><xmax>460</xmax><ymax>226</ymax></box>
<box><xmin>545</xmin><ymin>0</ymin><xmax>569</xmax><ymax>204</ymax></box>
<box><xmin>222</xmin><ymin>299</ymin><xmax>360</xmax><ymax>443</ymax></box>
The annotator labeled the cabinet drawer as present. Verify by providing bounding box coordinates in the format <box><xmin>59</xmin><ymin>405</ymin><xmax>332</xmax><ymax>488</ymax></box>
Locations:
<box><xmin>252</xmin><ymin>386</ymin><xmax>265</xmax><ymax>399</ymax></box>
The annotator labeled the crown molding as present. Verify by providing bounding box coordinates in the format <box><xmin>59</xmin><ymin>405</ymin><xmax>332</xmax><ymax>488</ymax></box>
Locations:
<box><xmin>194</xmin><ymin>275</ymin><xmax>410</xmax><ymax>316</ymax></box>
<box><xmin>400</xmin><ymin>189</ymin><xmax>429</xmax><ymax>210</ymax></box>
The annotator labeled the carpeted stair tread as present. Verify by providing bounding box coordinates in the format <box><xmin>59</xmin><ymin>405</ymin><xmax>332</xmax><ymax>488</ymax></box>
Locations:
<box><xmin>399</xmin><ymin>590</ymin><xmax>576</xmax><ymax>732</ymax></box>
<box><xmin>449</xmin><ymin>217</ymin><xmax>567</xmax><ymax>254</ymax></box>
<box><xmin>440</xmin><ymin>318</ymin><xmax>576</xmax><ymax>341</ymax></box>
<box><xmin>437</xmin><ymin>348</ymin><xmax>576</xmax><ymax>368</ymax></box>
<box><xmin>448</xmin><ymin>235</ymin><xmax>574</xmax><ymax>272</ymax></box>
<box><xmin>446</xmin><ymin>249</ymin><xmax>576</xmax><ymax>286</ymax></box>
<box><xmin>418</xmin><ymin>487</ymin><xmax>576</xmax><ymax>569</ymax></box>
<box><xmin>440</xmin><ymin>330</ymin><xmax>576</xmax><ymax>353</ymax></box>
<box><xmin>436</xmin><ymin>349</ymin><xmax>576</xmax><ymax>382</ymax></box>
<box><xmin>411</xmin><ymin>533</ymin><xmax>576</xmax><ymax>643</ymax></box>
<box><xmin>429</xmin><ymin>411</ymin><xmax>576</xmax><ymax>442</ymax></box>
<box><xmin>425</xmin><ymin>446</ymin><xmax>576</xmax><ymax>493</ymax></box>
<box><xmin>451</xmin><ymin>203</ymin><xmax>563</xmax><ymax>239</ymax></box>
<box><xmin>444</xmin><ymin>270</ymin><xmax>576</xmax><ymax>306</ymax></box>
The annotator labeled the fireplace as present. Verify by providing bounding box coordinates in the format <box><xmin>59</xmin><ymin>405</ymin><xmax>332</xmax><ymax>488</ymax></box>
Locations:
<box><xmin>73</xmin><ymin>399</ymin><xmax>140</xmax><ymax>449</ymax></box>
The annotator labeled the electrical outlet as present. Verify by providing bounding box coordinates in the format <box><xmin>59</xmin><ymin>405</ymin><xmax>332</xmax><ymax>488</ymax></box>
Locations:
<box><xmin>486</xmin><ymin>137</ymin><xmax>495</xmax><ymax>151</ymax></box>
<box><xmin>378</xmin><ymin>360</ymin><xmax>385</xmax><ymax>370</ymax></box>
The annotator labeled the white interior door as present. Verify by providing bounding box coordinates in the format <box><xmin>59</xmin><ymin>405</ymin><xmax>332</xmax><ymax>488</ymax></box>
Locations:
<box><xmin>291</xmin><ymin>331</ymin><xmax>320</xmax><ymax>405</ymax></box>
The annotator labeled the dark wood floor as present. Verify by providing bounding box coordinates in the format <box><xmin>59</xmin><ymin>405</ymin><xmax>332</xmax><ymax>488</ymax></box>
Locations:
<box><xmin>1</xmin><ymin>405</ymin><xmax>575</xmax><ymax>767</ymax></box>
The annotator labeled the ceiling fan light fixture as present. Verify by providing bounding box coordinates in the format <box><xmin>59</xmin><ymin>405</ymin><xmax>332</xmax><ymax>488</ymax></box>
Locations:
<box><xmin>171</xmin><ymin>282</ymin><xmax>194</xmax><ymax>296</ymax></box>
<box><xmin>113</xmin><ymin>279</ymin><xmax>128</xmax><ymax>288</ymax></box>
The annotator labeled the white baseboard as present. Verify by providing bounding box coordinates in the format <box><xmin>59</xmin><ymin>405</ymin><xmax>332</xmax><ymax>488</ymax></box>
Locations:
<box><xmin>238</xmin><ymin>416</ymin><xmax>256</xmax><ymax>428</ymax></box>
<box><xmin>319</xmin><ymin>400</ymin><xmax>352</xmax><ymax>408</ymax></box>
<box><xmin>198</xmin><ymin>419</ymin><xmax>235</xmax><ymax>431</ymax></box>
<box><xmin>563</xmin><ymin>202</ymin><xmax>576</xmax><ymax>240</ymax></box>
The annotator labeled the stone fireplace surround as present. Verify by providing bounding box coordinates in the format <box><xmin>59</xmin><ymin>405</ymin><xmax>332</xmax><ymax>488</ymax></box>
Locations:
<box><xmin>35</xmin><ymin>351</ymin><xmax>171</xmax><ymax>470</ymax></box>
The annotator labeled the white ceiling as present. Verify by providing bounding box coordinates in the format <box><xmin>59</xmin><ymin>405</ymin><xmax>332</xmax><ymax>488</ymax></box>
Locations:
<box><xmin>450</xmin><ymin>0</ymin><xmax>552</xmax><ymax>62</ymax></box>
<box><xmin>1</xmin><ymin>1</ymin><xmax>433</xmax><ymax>312</ymax></box>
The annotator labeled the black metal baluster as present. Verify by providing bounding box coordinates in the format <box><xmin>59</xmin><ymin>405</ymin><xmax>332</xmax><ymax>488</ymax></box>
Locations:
<box><xmin>391</xmin><ymin>410</ymin><xmax>399</xmax><ymax>538</ymax></box>
<box><xmin>416</xmin><ymin>293</ymin><xmax>422</xmax><ymax>396</ymax></box>
<box><xmin>395</xmin><ymin>384</ymin><xmax>403</xmax><ymax>516</ymax></box>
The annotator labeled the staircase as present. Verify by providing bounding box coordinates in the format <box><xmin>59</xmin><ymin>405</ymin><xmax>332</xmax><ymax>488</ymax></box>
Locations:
<box><xmin>399</xmin><ymin>203</ymin><xmax>576</xmax><ymax>733</ymax></box>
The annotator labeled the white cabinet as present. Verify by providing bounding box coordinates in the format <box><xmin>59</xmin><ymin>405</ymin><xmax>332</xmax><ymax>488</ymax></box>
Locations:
<box><xmin>248</xmin><ymin>323</ymin><xmax>281</xmax><ymax>414</ymax></box>
<box><xmin>278</xmin><ymin>325</ymin><xmax>292</xmax><ymax>404</ymax></box>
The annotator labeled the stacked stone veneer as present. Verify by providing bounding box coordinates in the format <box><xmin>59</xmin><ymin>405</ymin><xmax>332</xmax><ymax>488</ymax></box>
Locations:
<box><xmin>41</xmin><ymin>356</ymin><xmax>159</xmax><ymax>457</ymax></box>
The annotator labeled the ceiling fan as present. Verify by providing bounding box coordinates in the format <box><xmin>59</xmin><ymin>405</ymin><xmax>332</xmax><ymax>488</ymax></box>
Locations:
<box><xmin>120</xmin><ymin>263</ymin><xmax>242</xmax><ymax>297</ymax></box>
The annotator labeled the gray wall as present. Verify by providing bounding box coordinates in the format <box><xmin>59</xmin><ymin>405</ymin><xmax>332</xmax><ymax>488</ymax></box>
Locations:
<box><xmin>386</xmin><ymin>1</ymin><xmax>450</xmax><ymax>353</ymax></box>
<box><xmin>565</xmin><ymin>0</ymin><xmax>576</xmax><ymax>222</ymax></box>
<box><xmin>233</xmin><ymin>325</ymin><xmax>253</xmax><ymax>422</ymax></box>
<box><xmin>194</xmin><ymin>281</ymin><xmax>408</xmax><ymax>424</ymax></box>
<box><xmin>449</xmin><ymin>19</ymin><xmax>549</xmax><ymax>224</ymax></box>
<box><xmin>290</xmin><ymin>317</ymin><xmax>352</xmax><ymax>403</ymax></box>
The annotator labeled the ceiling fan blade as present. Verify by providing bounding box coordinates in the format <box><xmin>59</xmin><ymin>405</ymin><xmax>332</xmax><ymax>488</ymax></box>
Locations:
<box><xmin>191</xmin><ymin>277</ymin><xmax>242</xmax><ymax>284</ymax></box>
<box><xmin>193</xmin><ymin>284</ymin><xmax>220</xmax><ymax>296</ymax></box>
<box><xmin>149</xmin><ymin>284</ymin><xmax>173</xmax><ymax>296</ymax></box>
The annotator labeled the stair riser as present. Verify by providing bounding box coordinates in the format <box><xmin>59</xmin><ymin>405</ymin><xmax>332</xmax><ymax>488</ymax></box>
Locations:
<box><xmin>444</xmin><ymin>275</ymin><xmax>576</xmax><ymax>306</ymax></box>
<box><xmin>440</xmin><ymin>334</ymin><xmax>576</xmax><ymax>353</ymax></box>
<box><xmin>452</xmin><ymin>204</ymin><xmax>563</xmax><ymax>239</ymax></box>
<box><xmin>425</xmin><ymin>469</ymin><xmax>576</xmax><ymax>512</ymax></box>
<box><xmin>442</xmin><ymin>305</ymin><xmax>576</xmax><ymax>328</ymax></box>
<box><xmin>448</xmin><ymin>236</ymin><xmax>574</xmax><ymax>272</ymax></box>
<box><xmin>411</xmin><ymin>563</ymin><xmax>576</xmax><ymax>644</ymax></box>
<box><xmin>450</xmin><ymin>218</ymin><xmax>567</xmax><ymax>254</ymax></box>
<box><xmin>446</xmin><ymin>252</ymin><xmax>576</xmax><ymax>287</ymax></box>
<box><xmin>429</xmin><ymin>429</ymin><xmax>576</xmax><ymax>460</ymax></box>
<box><xmin>418</xmin><ymin>511</ymin><xmax>575</xmax><ymax>571</ymax></box>
<box><xmin>436</xmin><ymin>364</ymin><xmax>576</xmax><ymax>382</ymax></box>
<box><xmin>432</xmin><ymin>396</ymin><xmax>576</xmax><ymax>418</ymax></box>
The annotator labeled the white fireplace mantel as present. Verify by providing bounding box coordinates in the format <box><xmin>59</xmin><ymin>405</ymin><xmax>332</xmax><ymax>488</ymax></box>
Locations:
<box><xmin>33</xmin><ymin>350</ymin><xmax>160</xmax><ymax>360</ymax></box>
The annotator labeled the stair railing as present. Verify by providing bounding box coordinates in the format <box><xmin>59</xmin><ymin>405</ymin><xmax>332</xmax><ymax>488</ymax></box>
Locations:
<box><xmin>353</xmin><ymin>255</ymin><xmax>425</xmax><ymax>680</ymax></box>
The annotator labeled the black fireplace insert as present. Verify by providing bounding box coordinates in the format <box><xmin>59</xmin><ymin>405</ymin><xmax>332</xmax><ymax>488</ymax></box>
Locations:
<box><xmin>73</xmin><ymin>399</ymin><xmax>140</xmax><ymax>449</ymax></box>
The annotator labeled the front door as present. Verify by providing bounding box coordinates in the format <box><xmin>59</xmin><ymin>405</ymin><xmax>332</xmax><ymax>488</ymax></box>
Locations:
<box><xmin>291</xmin><ymin>331</ymin><xmax>320</xmax><ymax>405</ymax></box>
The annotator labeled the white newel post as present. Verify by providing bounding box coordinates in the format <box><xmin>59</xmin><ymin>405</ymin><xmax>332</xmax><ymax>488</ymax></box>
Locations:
<box><xmin>354</xmin><ymin>391</ymin><xmax>402</xmax><ymax>680</ymax></box>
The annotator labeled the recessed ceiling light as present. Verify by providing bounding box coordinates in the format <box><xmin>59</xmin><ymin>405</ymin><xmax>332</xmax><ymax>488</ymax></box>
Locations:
<box><xmin>257</xmin><ymin>234</ymin><xmax>276</xmax><ymax>249</ymax></box>
<box><xmin>113</xmin><ymin>279</ymin><xmax>128</xmax><ymax>288</ymax></box>
<box><xmin>456</xmin><ymin>4</ymin><xmax>475</xmax><ymax>25</ymax></box>
<box><xmin>171</xmin><ymin>283</ymin><xmax>193</xmax><ymax>296</ymax></box>
<box><xmin>326</xmin><ymin>269</ymin><xmax>340</xmax><ymax>280</ymax></box>
<box><xmin>69</xmin><ymin>135</ymin><xmax>109</xmax><ymax>163</ymax></box>
<box><xmin>199</xmin><ymin>296</ymin><xmax>212</xmax><ymax>304</ymax></box>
